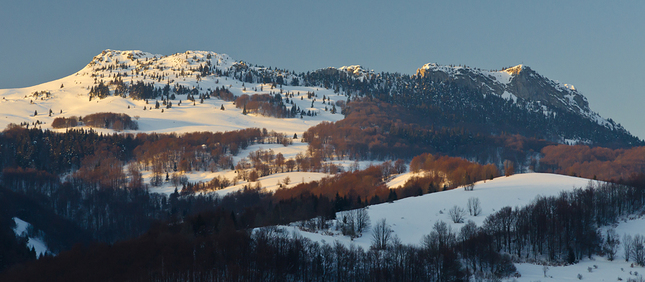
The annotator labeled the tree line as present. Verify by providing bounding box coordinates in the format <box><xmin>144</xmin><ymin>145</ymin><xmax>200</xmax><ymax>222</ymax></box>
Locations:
<box><xmin>52</xmin><ymin>112</ymin><xmax>138</xmax><ymax>131</ymax></box>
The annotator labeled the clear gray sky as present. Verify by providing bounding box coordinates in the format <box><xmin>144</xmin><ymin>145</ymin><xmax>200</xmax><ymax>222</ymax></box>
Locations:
<box><xmin>1</xmin><ymin>1</ymin><xmax>644</xmax><ymax>139</ymax></box>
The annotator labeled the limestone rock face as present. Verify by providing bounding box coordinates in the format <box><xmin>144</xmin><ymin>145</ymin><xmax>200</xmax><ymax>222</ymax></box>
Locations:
<box><xmin>506</xmin><ymin>66</ymin><xmax>589</xmax><ymax>114</ymax></box>
<box><xmin>416</xmin><ymin>63</ymin><xmax>591</xmax><ymax>116</ymax></box>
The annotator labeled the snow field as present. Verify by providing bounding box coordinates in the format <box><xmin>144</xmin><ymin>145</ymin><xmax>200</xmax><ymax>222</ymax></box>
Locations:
<box><xmin>288</xmin><ymin>173</ymin><xmax>599</xmax><ymax>249</ymax></box>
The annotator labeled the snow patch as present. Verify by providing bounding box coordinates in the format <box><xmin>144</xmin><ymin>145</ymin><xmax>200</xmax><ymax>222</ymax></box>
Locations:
<box><xmin>12</xmin><ymin>217</ymin><xmax>50</xmax><ymax>257</ymax></box>
<box><xmin>486</xmin><ymin>70</ymin><xmax>513</xmax><ymax>85</ymax></box>
<box><xmin>501</xmin><ymin>91</ymin><xmax>518</xmax><ymax>102</ymax></box>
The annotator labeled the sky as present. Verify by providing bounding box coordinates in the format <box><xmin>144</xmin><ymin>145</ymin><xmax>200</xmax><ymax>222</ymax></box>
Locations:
<box><xmin>1</xmin><ymin>1</ymin><xmax>644</xmax><ymax>139</ymax></box>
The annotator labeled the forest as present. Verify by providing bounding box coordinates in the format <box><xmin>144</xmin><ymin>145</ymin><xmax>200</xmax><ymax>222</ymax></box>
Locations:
<box><xmin>2</xmin><ymin>174</ymin><xmax>644</xmax><ymax>281</ymax></box>
<box><xmin>0</xmin><ymin>123</ymin><xmax>505</xmax><ymax>280</ymax></box>
<box><xmin>2</xmin><ymin>92</ymin><xmax>645</xmax><ymax>280</ymax></box>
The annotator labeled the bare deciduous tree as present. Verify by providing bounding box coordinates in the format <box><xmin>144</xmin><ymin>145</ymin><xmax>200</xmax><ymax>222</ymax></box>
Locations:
<box><xmin>503</xmin><ymin>160</ymin><xmax>515</xmax><ymax>177</ymax></box>
<box><xmin>339</xmin><ymin>208</ymin><xmax>370</xmax><ymax>238</ymax></box>
<box><xmin>355</xmin><ymin>208</ymin><xmax>371</xmax><ymax>236</ymax></box>
<box><xmin>603</xmin><ymin>229</ymin><xmax>619</xmax><ymax>261</ymax></box>
<box><xmin>449</xmin><ymin>205</ymin><xmax>466</xmax><ymax>223</ymax></box>
<box><xmin>422</xmin><ymin>221</ymin><xmax>456</xmax><ymax>251</ymax></box>
<box><xmin>371</xmin><ymin>218</ymin><xmax>392</xmax><ymax>250</ymax></box>
<box><xmin>467</xmin><ymin>197</ymin><xmax>482</xmax><ymax>216</ymax></box>
<box><xmin>624</xmin><ymin>234</ymin><xmax>633</xmax><ymax>262</ymax></box>
<box><xmin>633</xmin><ymin>234</ymin><xmax>645</xmax><ymax>266</ymax></box>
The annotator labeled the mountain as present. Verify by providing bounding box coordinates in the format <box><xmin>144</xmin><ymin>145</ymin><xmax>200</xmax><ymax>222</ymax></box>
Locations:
<box><xmin>0</xmin><ymin>49</ymin><xmax>639</xmax><ymax>148</ymax></box>
<box><xmin>306</xmin><ymin>63</ymin><xmax>640</xmax><ymax>148</ymax></box>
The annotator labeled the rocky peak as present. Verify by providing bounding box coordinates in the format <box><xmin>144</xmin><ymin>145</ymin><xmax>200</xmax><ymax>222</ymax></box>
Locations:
<box><xmin>415</xmin><ymin>62</ymin><xmax>594</xmax><ymax>120</ymax></box>
<box><xmin>502</xmin><ymin>64</ymin><xmax>523</xmax><ymax>76</ymax></box>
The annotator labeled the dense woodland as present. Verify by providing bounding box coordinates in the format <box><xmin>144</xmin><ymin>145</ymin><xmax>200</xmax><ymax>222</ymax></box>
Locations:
<box><xmin>304</xmin><ymin>99</ymin><xmax>551</xmax><ymax>168</ymax></box>
<box><xmin>303</xmin><ymin>98</ymin><xmax>645</xmax><ymax>180</ymax></box>
<box><xmin>2</xmin><ymin>104</ymin><xmax>645</xmax><ymax>281</ymax></box>
<box><xmin>0</xmin><ymin>126</ymin><xmax>281</xmax><ymax>244</ymax></box>
<box><xmin>272</xmin><ymin>155</ymin><xmax>498</xmax><ymax>206</ymax></box>
<box><xmin>234</xmin><ymin>93</ymin><xmax>313</xmax><ymax>118</ymax></box>
<box><xmin>0</xmin><ymin>124</ymin><xmax>496</xmax><ymax>244</ymax></box>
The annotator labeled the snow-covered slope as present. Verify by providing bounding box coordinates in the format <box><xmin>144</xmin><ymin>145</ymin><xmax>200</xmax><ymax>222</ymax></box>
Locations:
<box><xmin>288</xmin><ymin>173</ymin><xmax>598</xmax><ymax>248</ymax></box>
<box><xmin>0</xmin><ymin>50</ymin><xmax>356</xmax><ymax>198</ymax></box>
<box><xmin>0</xmin><ymin>50</ymin><xmax>345</xmax><ymax>135</ymax></box>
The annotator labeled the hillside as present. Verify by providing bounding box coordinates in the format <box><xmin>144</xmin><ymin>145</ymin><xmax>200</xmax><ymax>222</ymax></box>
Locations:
<box><xmin>283</xmin><ymin>173</ymin><xmax>645</xmax><ymax>281</ymax></box>
<box><xmin>286</xmin><ymin>173</ymin><xmax>597</xmax><ymax>248</ymax></box>
<box><xmin>1</xmin><ymin>49</ymin><xmax>640</xmax><ymax>183</ymax></box>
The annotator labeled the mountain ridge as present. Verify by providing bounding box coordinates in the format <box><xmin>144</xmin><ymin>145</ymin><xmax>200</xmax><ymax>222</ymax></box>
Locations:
<box><xmin>0</xmin><ymin>49</ymin><xmax>640</xmax><ymax>147</ymax></box>
<box><xmin>415</xmin><ymin>63</ymin><xmax>603</xmax><ymax>126</ymax></box>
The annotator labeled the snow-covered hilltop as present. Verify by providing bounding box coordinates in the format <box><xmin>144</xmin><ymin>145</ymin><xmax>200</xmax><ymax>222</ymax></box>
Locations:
<box><xmin>0</xmin><ymin>49</ymin><xmax>345</xmax><ymax>135</ymax></box>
